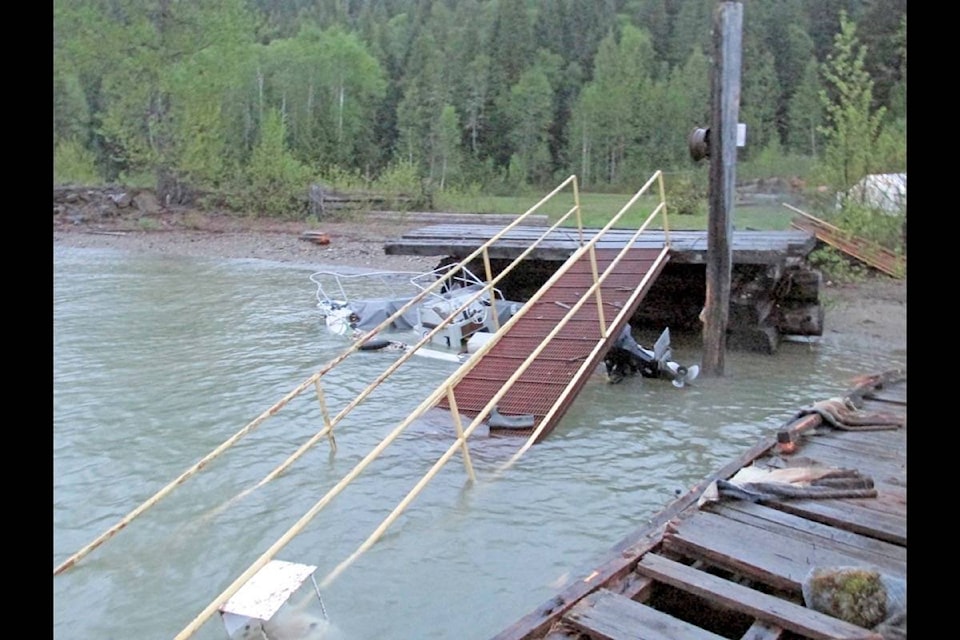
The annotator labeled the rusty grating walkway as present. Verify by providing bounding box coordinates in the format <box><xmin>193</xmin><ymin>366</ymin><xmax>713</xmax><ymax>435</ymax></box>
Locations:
<box><xmin>439</xmin><ymin>245</ymin><xmax>668</xmax><ymax>443</ymax></box>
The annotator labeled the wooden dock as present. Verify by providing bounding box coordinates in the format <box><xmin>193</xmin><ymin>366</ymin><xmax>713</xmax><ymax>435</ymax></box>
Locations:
<box><xmin>384</xmin><ymin>225</ymin><xmax>816</xmax><ymax>265</ymax></box>
<box><xmin>491</xmin><ymin>370</ymin><xmax>906</xmax><ymax>640</ymax></box>
<box><xmin>385</xmin><ymin>224</ymin><xmax>821</xmax><ymax>353</ymax></box>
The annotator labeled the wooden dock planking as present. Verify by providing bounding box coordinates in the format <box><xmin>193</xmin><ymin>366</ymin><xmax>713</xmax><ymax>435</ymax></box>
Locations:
<box><xmin>765</xmin><ymin>498</ymin><xmax>906</xmax><ymax>547</ymax></box>
<box><xmin>703</xmin><ymin>502</ymin><xmax>906</xmax><ymax>565</ymax></box>
<box><xmin>385</xmin><ymin>225</ymin><xmax>817</xmax><ymax>266</ymax></box>
<box><xmin>490</xmin><ymin>374</ymin><xmax>906</xmax><ymax>640</ymax></box>
<box><xmin>660</xmin><ymin>509</ymin><xmax>905</xmax><ymax>593</ymax></box>
<box><xmin>385</xmin><ymin>223</ymin><xmax>825</xmax><ymax>353</ymax></box>
<box><xmin>787</xmin><ymin>438</ymin><xmax>905</xmax><ymax>489</ymax></box>
<box><xmin>565</xmin><ymin>588</ymin><xmax>729</xmax><ymax>640</ymax></box>
<box><xmin>633</xmin><ymin>554</ymin><xmax>883</xmax><ymax>640</ymax></box>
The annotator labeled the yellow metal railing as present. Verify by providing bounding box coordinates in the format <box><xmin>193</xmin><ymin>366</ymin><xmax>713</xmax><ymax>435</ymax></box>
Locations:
<box><xmin>55</xmin><ymin>172</ymin><xmax>671</xmax><ymax>640</ymax></box>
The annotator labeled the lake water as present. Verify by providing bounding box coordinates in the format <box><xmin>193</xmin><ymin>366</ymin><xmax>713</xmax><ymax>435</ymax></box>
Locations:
<box><xmin>53</xmin><ymin>244</ymin><xmax>906</xmax><ymax>640</ymax></box>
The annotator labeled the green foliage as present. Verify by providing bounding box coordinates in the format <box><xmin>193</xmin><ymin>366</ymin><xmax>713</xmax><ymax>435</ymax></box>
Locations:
<box><xmin>116</xmin><ymin>170</ymin><xmax>157</xmax><ymax>189</ymax></box>
<box><xmin>53</xmin><ymin>69</ymin><xmax>91</xmax><ymax>146</ymax></box>
<box><xmin>136</xmin><ymin>216</ymin><xmax>162</xmax><ymax>231</ymax></box>
<box><xmin>872</xmin><ymin>118</ymin><xmax>907</xmax><ymax>173</ymax></box>
<box><xmin>506</xmin><ymin>66</ymin><xmax>554</xmax><ymax>184</ymax></box>
<box><xmin>54</xmin><ymin>139</ymin><xmax>101</xmax><ymax>186</ymax></box>
<box><xmin>370</xmin><ymin>159</ymin><xmax>433</xmax><ymax>210</ymax></box>
<box><xmin>319</xmin><ymin>166</ymin><xmax>369</xmax><ymax>192</ymax></box>
<box><xmin>739</xmin><ymin>40</ymin><xmax>782</xmax><ymax>159</ymax></box>
<box><xmin>240</xmin><ymin>109</ymin><xmax>313</xmax><ymax>218</ymax></box>
<box><xmin>664</xmin><ymin>175</ymin><xmax>706</xmax><ymax>216</ymax></box>
<box><xmin>787</xmin><ymin>59</ymin><xmax>824</xmax><ymax>155</ymax></box>
<box><xmin>834</xmin><ymin>202</ymin><xmax>905</xmax><ymax>250</ymax></box>
<box><xmin>816</xmin><ymin>12</ymin><xmax>887</xmax><ymax>191</ymax></box>
<box><xmin>53</xmin><ymin>1</ymin><xmax>905</xmax><ymax>202</ymax></box>
<box><xmin>738</xmin><ymin>147</ymin><xmax>817</xmax><ymax>182</ymax></box>
<box><xmin>373</xmin><ymin>160</ymin><xmax>420</xmax><ymax>196</ymax></box>
<box><xmin>808</xmin><ymin>246</ymin><xmax>867</xmax><ymax>283</ymax></box>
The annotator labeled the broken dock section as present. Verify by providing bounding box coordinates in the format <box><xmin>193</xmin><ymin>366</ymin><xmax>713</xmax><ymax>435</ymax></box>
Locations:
<box><xmin>490</xmin><ymin>370</ymin><xmax>906</xmax><ymax>640</ymax></box>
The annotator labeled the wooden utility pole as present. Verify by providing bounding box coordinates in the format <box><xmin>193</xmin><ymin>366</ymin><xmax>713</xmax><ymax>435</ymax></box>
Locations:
<box><xmin>701</xmin><ymin>1</ymin><xmax>743</xmax><ymax>377</ymax></box>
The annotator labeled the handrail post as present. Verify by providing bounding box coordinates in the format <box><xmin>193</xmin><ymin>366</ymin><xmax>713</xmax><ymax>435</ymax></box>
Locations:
<box><xmin>313</xmin><ymin>379</ymin><xmax>336</xmax><ymax>452</ymax></box>
<box><xmin>587</xmin><ymin>244</ymin><xmax>608</xmax><ymax>337</ymax></box>
<box><xmin>445</xmin><ymin>387</ymin><xmax>475</xmax><ymax>483</ymax></box>
<box><xmin>656</xmin><ymin>170</ymin><xmax>670</xmax><ymax>246</ymax></box>
<box><xmin>482</xmin><ymin>247</ymin><xmax>500</xmax><ymax>331</ymax></box>
<box><xmin>572</xmin><ymin>175</ymin><xmax>584</xmax><ymax>246</ymax></box>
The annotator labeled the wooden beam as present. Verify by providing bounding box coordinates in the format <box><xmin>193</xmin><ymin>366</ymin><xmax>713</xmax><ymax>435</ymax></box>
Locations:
<box><xmin>635</xmin><ymin>554</ymin><xmax>883</xmax><ymax>640</ymax></box>
<box><xmin>565</xmin><ymin>589</ymin><xmax>728</xmax><ymax>640</ymax></box>
<box><xmin>702</xmin><ymin>1</ymin><xmax>743</xmax><ymax>376</ymax></box>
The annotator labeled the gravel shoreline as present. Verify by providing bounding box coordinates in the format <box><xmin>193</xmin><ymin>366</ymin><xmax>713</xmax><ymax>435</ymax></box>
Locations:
<box><xmin>53</xmin><ymin>219</ymin><xmax>444</xmax><ymax>271</ymax></box>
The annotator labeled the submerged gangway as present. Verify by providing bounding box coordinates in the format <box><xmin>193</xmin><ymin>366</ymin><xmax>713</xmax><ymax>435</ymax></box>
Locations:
<box><xmin>56</xmin><ymin>172</ymin><xmax>671</xmax><ymax>640</ymax></box>
<box><xmin>438</xmin><ymin>244</ymin><xmax>668</xmax><ymax>447</ymax></box>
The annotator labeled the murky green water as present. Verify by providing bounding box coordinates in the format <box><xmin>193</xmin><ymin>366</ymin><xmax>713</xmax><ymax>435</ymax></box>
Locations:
<box><xmin>53</xmin><ymin>245</ymin><xmax>905</xmax><ymax>640</ymax></box>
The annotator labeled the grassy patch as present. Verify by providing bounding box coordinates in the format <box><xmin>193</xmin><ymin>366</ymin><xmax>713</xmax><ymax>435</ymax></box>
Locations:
<box><xmin>136</xmin><ymin>216</ymin><xmax>162</xmax><ymax>231</ymax></box>
<box><xmin>436</xmin><ymin>190</ymin><xmax>796</xmax><ymax>231</ymax></box>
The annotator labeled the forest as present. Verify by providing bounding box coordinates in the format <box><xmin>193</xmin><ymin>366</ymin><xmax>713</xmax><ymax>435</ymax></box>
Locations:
<box><xmin>53</xmin><ymin>0</ymin><xmax>906</xmax><ymax>221</ymax></box>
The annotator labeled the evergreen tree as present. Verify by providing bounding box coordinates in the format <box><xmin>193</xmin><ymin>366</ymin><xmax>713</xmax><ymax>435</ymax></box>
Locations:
<box><xmin>396</xmin><ymin>31</ymin><xmax>448</xmax><ymax>186</ymax></box>
<box><xmin>667</xmin><ymin>0</ymin><xmax>712</xmax><ymax>70</ymax></box>
<box><xmin>436</xmin><ymin>104</ymin><xmax>463</xmax><ymax>190</ymax></box>
<box><xmin>857</xmin><ymin>0</ymin><xmax>907</xmax><ymax>111</ymax></box>
<box><xmin>243</xmin><ymin>107</ymin><xmax>313</xmax><ymax>216</ymax></box>
<box><xmin>484</xmin><ymin>0</ymin><xmax>534</xmax><ymax>170</ymax></box>
<box><xmin>817</xmin><ymin>11</ymin><xmax>886</xmax><ymax>192</ymax></box>
<box><xmin>786</xmin><ymin>59</ymin><xmax>823</xmax><ymax>156</ymax></box>
<box><xmin>739</xmin><ymin>42</ymin><xmax>781</xmax><ymax>160</ymax></box>
<box><xmin>506</xmin><ymin>65</ymin><xmax>554</xmax><ymax>185</ymax></box>
<box><xmin>574</xmin><ymin>25</ymin><xmax>656</xmax><ymax>186</ymax></box>
<box><xmin>646</xmin><ymin>45</ymin><xmax>709</xmax><ymax>172</ymax></box>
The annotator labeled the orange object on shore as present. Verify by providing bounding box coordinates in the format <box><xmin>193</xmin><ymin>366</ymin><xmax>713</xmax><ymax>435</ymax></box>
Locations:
<box><xmin>300</xmin><ymin>230</ymin><xmax>330</xmax><ymax>245</ymax></box>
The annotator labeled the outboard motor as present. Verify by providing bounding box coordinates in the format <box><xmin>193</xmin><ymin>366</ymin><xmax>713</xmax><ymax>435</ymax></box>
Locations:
<box><xmin>603</xmin><ymin>326</ymin><xmax>699</xmax><ymax>387</ymax></box>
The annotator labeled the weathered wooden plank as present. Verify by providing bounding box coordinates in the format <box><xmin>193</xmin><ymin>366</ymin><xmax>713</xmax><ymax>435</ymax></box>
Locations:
<box><xmin>635</xmin><ymin>554</ymin><xmax>882</xmax><ymax>640</ymax></box>
<box><xmin>790</xmin><ymin>441</ymin><xmax>905</xmax><ymax>488</ymax></box>
<box><xmin>740</xmin><ymin>620</ymin><xmax>786</xmax><ymax>640</ymax></box>
<box><xmin>385</xmin><ymin>226</ymin><xmax>817</xmax><ymax>266</ymax></box>
<box><xmin>764</xmin><ymin>499</ymin><xmax>906</xmax><ymax>546</ymax></box>
<box><xmin>564</xmin><ymin>589</ymin><xmax>728</xmax><ymax>640</ymax></box>
<box><xmin>608</xmin><ymin>572</ymin><xmax>656</xmax><ymax>600</ymax></box>
<box><xmin>805</xmin><ymin>428</ymin><xmax>905</xmax><ymax>456</ymax></box>
<box><xmin>491</xmin><ymin>376</ymin><xmax>905</xmax><ymax>640</ymax></box>
<box><xmin>863</xmin><ymin>387</ymin><xmax>906</xmax><ymax>405</ymax></box>
<box><xmin>705</xmin><ymin>502</ymin><xmax>906</xmax><ymax>563</ymax></box>
<box><xmin>661</xmin><ymin>510</ymin><xmax>904</xmax><ymax>593</ymax></box>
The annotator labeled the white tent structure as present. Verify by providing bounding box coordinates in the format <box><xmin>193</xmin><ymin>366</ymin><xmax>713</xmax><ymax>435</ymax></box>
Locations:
<box><xmin>843</xmin><ymin>173</ymin><xmax>907</xmax><ymax>214</ymax></box>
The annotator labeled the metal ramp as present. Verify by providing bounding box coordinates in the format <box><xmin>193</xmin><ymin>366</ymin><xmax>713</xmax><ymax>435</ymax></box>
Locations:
<box><xmin>439</xmin><ymin>242</ymin><xmax>669</xmax><ymax>444</ymax></box>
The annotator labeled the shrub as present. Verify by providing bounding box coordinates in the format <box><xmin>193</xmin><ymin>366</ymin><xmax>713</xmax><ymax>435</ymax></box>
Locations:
<box><xmin>241</xmin><ymin>109</ymin><xmax>313</xmax><ymax>218</ymax></box>
<box><xmin>54</xmin><ymin>139</ymin><xmax>101</xmax><ymax>186</ymax></box>
<box><xmin>809</xmin><ymin>246</ymin><xmax>867</xmax><ymax>283</ymax></box>
<box><xmin>834</xmin><ymin>202</ymin><xmax>905</xmax><ymax>252</ymax></box>
<box><xmin>665</xmin><ymin>175</ymin><xmax>706</xmax><ymax>216</ymax></box>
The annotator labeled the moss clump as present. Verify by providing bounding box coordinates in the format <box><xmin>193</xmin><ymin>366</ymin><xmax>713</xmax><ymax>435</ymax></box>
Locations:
<box><xmin>803</xmin><ymin>567</ymin><xmax>887</xmax><ymax>628</ymax></box>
